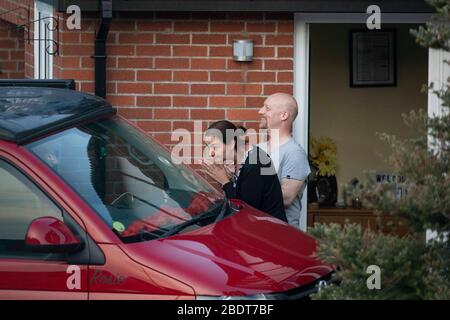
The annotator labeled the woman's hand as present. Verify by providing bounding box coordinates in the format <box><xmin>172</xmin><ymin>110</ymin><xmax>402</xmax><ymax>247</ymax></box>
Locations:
<box><xmin>200</xmin><ymin>158</ymin><xmax>233</xmax><ymax>186</ymax></box>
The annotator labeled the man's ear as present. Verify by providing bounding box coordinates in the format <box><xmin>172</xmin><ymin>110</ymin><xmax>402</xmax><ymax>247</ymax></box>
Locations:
<box><xmin>280</xmin><ymin>111</ymin><xmax>289</xmax><ymax>121</ymax></box>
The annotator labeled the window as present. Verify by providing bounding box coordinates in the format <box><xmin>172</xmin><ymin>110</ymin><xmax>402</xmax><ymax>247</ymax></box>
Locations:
<box><xmin>34</xmin><ymin>1</ymin><xmax>54</xmax><ymax>79</ymax></box>
<box><xmin>0</xmin><ymin>160</ymin><xmax>63</xmax><ymax>259</ymax></box>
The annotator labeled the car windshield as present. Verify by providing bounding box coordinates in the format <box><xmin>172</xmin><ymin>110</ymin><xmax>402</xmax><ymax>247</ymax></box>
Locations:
<box><xmin>26</xmin><ymin>116</ymin><xmax>223</xmax><ymax>243</ymax></box>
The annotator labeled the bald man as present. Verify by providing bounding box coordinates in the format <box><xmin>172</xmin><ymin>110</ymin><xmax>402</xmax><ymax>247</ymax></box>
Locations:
<box><xmin>258</xmin><ymin>93</ymin><xmax>310</xmax><ymax>228</ymax></box>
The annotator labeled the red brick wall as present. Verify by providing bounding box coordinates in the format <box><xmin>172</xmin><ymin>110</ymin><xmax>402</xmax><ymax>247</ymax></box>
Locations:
<box><xmin>54</xmin><ymin>12</ymin><xmax>294</xmax><ymax>151</ymax></box>
<box><xmin>0</xmin><ymin>18</ymin><xmax>24</xmax><ymax>78</ymax></box>
<box><xmin>23</xmin><ymin>4</ymin><xmax>33</xmax><ymax>79</ymax></box>
<box><xmin>0</xmin><ymin>0</ymin><xmax>30</xmax><ymax>26</ymax></box>
<box><xmin>0</xmin><ymin>0</ymin><xmax>34</xmax><ymax>78</ymax></box>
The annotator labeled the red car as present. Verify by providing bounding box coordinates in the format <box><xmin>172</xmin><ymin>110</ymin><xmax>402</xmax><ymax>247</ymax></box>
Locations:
<box><xmin>0</xmin><ymin>81</ymin><xmax>333</xmax><ymax>300</ymax></box>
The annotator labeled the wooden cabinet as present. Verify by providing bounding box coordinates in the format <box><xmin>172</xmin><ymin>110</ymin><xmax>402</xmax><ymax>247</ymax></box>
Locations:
<box><xmin>307</xmin><ymin>206</ymin><xmax>411</xmax><ymax>237</ymax></box>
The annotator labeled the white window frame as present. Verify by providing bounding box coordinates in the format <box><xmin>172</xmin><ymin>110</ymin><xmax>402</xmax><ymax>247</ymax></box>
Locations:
<box><xmin>34</xmin><ymin>1</ymin><xmax>54</xmax><ymax>79</ymax></box>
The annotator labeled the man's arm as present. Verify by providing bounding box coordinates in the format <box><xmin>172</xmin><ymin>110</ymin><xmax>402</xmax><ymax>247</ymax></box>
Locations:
<box><xmin>281</xmin><ymin>178</ymin><xmax>305</xmax><ymax>208</ymax></box>
<box><xmin>278</xmin><ymin>143</ymin><xmax>310</xmax><ymax>208</ymax></box>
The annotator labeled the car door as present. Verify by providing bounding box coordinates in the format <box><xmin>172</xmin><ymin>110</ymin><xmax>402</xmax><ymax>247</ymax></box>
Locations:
<box><xmin>0</xmin><ymin>158</ymin><xmax>88</xmax><ymax>299</ymax></box>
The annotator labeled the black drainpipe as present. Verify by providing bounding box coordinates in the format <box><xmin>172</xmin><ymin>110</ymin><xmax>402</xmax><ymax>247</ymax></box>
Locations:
<box><xmin>94</xmin><ymin>0</ymin><xmax>112</xmax><ymax>98</ymax></box>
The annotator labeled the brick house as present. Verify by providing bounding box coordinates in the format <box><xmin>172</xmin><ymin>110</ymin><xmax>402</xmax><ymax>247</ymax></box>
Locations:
<box><xmin>1</xmin><ymin>0</ymin><xmax>445</xmax><ymax>230</ymax></box>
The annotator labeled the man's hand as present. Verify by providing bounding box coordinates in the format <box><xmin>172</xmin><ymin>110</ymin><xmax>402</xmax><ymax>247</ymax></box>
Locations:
<box><xmin>281</xmin><ymin>178</ymin><xmax>305</xmax><ymax>208</ymax></box>
<box><xmin>200</xmin><ymin>158</ymin><xmax>234</xmax><ymax>186</ymax></box>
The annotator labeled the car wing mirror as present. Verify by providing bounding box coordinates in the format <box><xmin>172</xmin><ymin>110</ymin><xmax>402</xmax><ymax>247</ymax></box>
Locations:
<box><xmin>25</xmin><ymin>216</ymin><xmax>84</xmax><ymax>253</ymax></box>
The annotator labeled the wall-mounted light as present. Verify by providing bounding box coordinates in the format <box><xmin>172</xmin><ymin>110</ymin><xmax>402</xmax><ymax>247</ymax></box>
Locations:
<box><xmin>233</xmin><ymin>39</ymin><xmax>253</xmax><ymax>62</ymax></box>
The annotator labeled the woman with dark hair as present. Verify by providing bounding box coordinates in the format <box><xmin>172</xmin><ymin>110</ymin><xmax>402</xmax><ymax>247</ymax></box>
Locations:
<box><xmin>201</xmin><ymin>120</ymin><xmax>287</xmax><ymax>222</ymax></box>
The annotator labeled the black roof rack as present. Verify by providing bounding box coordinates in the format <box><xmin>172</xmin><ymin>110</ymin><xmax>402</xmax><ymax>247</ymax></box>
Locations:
<box><xmin>0</xmin><ymin>79</ymin><xmax>76</xmax><ymax>90</ymax></box>
<box><xmin>0</xmin><ymin>86</ymin><xmax>115</xmax><ymax>145</ymax></box>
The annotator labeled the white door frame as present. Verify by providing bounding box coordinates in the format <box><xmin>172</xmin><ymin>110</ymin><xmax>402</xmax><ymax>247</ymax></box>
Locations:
<box><xmin>293</xmin><ymin>20</ymin><xmax>310</xmax><ymax>231</ymax></box>
<box><xmin>293</xmin><ymin>12</ymin><xmax>434</xmax><ymax>232</ymax></box>
<box><xmin>426</xmin><ymin>48</ymin><xmax>449</xmax><ymax>242</ymax></box>
<box><xmin>428</xmin><ymin>49</ymin><xmax>450</xmax><ymax>118</ymax></box>
<box><xmin>34</xmin><ymin>0</ymin><xmax>54</xmax><ymax>79</ymax></box>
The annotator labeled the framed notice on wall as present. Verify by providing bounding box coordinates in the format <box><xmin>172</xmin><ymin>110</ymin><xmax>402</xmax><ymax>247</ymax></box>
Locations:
<box><xmin>350</xmin><ymin>30</ymin><xmax>396</xmax><ymax>87</ymax></box>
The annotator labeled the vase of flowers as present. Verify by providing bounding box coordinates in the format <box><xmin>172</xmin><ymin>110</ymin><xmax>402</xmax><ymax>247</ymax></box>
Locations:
<box><xmin>309</xmin><ymin>136</ymin><xmax>338</xmax><ymax>207</ymax></box>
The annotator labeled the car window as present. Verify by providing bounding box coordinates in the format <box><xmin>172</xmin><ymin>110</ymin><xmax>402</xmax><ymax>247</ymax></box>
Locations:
<box><xmin>0</xmin><ymin>159</ymin><xmax>64</xmax><ymax>260</ymax></box>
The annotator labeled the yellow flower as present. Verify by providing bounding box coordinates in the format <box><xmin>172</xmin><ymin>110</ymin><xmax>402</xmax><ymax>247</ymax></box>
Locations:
<box><xmin>309</xmin><ymin>137</ymin><xmax>319</xmax><ymax>159</ymax></box>
<box><xmin>309</xmin><ymin>136</ymin><xmax>337</xmax><ymax>176</ymax></box>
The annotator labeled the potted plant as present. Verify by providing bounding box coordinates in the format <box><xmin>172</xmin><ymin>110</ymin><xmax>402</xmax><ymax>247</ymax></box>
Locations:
<box><xmin>309</xmin><ymin>136</ymin><xmax>338</xmax><ymax>207</ymax></box>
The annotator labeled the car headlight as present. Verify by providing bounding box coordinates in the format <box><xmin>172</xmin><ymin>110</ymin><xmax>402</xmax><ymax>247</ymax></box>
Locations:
<box><xmin>196</xmin><ymin>294</ymin><xmax>268</xmax><ymax>300</ymax></box>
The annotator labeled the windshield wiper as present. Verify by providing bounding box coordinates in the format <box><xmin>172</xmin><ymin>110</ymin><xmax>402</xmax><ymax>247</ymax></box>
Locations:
<box><xmin>160</xmin><ymin>198</ymin><xmax>229</xmax><ymax>238</ymax></box>
<box><xmin>214</xmin><ymin>197</ymin><xmax>229</xmax><ymax>223</ymax></box>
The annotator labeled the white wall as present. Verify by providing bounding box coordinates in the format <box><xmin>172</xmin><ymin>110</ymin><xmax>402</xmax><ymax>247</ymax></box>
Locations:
<box><xmin>309</xmin><ymin>23</ymin><xmax>428</xmax><ymax>188</ymax></box>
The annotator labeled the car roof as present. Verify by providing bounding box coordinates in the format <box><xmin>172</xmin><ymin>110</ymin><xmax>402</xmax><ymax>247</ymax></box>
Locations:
<box><xmin>0</xmin><ymin>87</ymin><xmax>115</xmax><ymax>144</ymax></box>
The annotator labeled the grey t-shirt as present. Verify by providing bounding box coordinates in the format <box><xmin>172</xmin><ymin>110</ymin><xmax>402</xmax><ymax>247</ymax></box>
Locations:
<box><xmin>261</xmin><ymin>139</ymin><xmax>310</xmax><ymax>228</ymax></box>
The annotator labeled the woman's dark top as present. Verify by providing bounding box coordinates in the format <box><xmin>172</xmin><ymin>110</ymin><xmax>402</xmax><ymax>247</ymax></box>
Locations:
<box><xmin>222</xmin><ymin>147</ymin><xmax>287</xmax><ymax>222</ymax></box>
